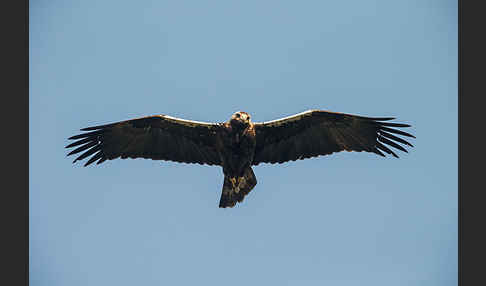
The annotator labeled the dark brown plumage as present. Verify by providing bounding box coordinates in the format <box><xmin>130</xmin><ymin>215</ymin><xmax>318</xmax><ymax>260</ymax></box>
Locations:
<box><xmin>66</xmin><ymin>110</ymin><xmax>415</xmax><ymax>208</ymax></box>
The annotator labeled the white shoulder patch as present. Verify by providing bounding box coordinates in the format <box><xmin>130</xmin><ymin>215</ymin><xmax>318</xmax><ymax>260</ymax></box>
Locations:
<box><xmin>161</xmin><ymin>115</ymin><xmax>216</xmax><ymax>128</ymax></box>
<box><xmin>254</xmin><ymin>110</ymin><xmax>316</xmax><ymax>127</ymax></box>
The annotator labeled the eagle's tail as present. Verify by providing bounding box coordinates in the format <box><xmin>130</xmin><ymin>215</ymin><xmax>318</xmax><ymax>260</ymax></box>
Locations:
<box><xmin>219</xmin><ymin>167</ymin><xmax>257</xmax><ymax>208</ymax></box>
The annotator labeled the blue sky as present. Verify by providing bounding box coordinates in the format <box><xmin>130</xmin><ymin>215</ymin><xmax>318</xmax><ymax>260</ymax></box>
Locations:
<box><xmin>30</xmin><ymin>1</ymin><xmax>457</xmax><ymax>285</ymax></box>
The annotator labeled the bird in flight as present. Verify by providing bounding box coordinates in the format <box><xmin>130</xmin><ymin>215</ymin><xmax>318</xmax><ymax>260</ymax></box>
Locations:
<box><xmin>66</xmin><ymin>110</ymin><xmax>415</xmax><ymax>208</ymax></box>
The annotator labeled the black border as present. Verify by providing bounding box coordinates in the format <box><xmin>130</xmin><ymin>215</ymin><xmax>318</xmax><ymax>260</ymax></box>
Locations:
<box><xmin>459</xmin><ymin>0</ymin><xmax>484</xmax><ymax>285</ymax></box>
<box><xmin>458</xmin><ymin>0</ymin><xmax>462</xmax><ymax>284</ymax></box>
<box><xmin>4</xmin><ymin>0</ymin><xmax>478</xmax><ymax>285</ymax></box>
<box><xmin>4</xmin><ymin>0</ymin><xmax>28</xmax><ymax>285</ymax></box>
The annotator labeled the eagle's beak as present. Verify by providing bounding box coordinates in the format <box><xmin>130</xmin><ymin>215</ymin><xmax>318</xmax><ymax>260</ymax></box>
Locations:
<box><xmin>230</xmin><ymin>117</ymin><xmax>245</xmax><ymax>126</ymax></box>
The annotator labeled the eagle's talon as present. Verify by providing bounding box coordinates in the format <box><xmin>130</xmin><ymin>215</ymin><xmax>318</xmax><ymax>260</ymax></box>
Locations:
<box><xmin>229</xmin><ymin>177</ymin><xmax>237</xmax><ymax>188</ymax></box>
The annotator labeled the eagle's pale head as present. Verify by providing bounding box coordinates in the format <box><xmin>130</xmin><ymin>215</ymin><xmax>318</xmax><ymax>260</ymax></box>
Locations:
<box><xmin>229</xmin><ymin>111</ymin><xmax>251</xmax><ymax>127</ymax></box>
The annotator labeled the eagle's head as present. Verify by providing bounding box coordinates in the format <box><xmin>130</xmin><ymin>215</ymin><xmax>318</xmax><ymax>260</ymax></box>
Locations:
<box><xmin>229</xmin><ymin>111</ymin><xmax>251</xmax><ymax>128</ymax></box>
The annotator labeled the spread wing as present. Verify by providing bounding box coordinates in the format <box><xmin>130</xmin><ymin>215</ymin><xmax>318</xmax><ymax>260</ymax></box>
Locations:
<box><xmin>66</xmin><ymin>115</ymin><xmax>222</xmax><ymax>166</ymax></box>
<box><xmin>252</xmin><ymin>110</ymin><xmax>415</xmax><ymax>165</ymax></box>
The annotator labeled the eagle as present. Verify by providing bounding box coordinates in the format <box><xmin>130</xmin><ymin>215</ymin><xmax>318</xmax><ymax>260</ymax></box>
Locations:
<box><xmin>66</xmin><ymin>110</ymin><xmax>415</xmax><ymax>208</ymax></box>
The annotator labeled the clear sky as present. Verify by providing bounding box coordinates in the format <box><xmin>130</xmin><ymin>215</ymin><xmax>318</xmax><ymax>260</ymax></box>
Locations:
<box><xmin>30</xmin><ymin>1</ymin><xmax>457</xmax><ymax>285</ymax></box>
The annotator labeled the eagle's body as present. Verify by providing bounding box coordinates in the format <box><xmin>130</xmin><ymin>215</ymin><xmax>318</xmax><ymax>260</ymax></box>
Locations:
<box><xmin>218</xmin><ymin>112</ymin><xmax>256</xmax><ymax>178</ymax></box>
<box><xmin>216</xmin><ymin>112</ymin><xmax>258</xmax><ymax>207</ymax></box>
<box><xmin>66</xmin><ymin>110</ymin><xmax>415</xmax><ymax>208</ymax></box>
